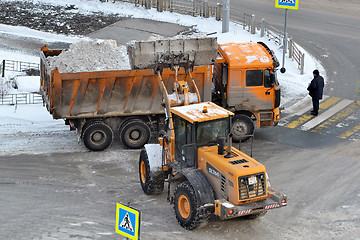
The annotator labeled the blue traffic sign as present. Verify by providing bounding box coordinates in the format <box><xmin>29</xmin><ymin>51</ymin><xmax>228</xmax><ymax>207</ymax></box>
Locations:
<box><xmin>275</xmin><ymin>0</ymin><xmax>299</xmax><ymax>10</ymax></box>
<box><xmin>116</xmin><ymin>203</ymin><xmax>140</xmax><ymax>239</ymax></box>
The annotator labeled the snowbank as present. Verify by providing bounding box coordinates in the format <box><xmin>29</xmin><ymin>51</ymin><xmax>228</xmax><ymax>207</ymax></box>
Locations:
<box><xmin>47</xmin><ymin>39</ymin><xmax>131</xmax><ymax>73</ymax></box>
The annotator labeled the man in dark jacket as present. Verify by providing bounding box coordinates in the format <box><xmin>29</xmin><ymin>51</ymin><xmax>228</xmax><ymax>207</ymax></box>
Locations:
<box><xmin>307</xmin><ymin>69</ymin><xmax>325</xmax><ymax>116</ymax></box>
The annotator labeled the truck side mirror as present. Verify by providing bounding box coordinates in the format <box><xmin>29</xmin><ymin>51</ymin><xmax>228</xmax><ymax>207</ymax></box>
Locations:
<box><xmin>264</xmin><ymin>73</ymin><xmax>273</xmax><ymax>88</ymax></box>
<box><xmin>270</xmin><ymin>73</ymin><xmax>276</xmax><ymax>85</ymax></box>
<box><xmin>264</xmin><ymin>73</ymin><xmax>275</xmax><ymax>88</ymax></box>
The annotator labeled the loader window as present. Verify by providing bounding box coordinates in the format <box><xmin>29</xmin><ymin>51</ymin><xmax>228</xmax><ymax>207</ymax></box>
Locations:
<box><xmin>246</xmin><ymin>70</ymin><xmax>263</xmax><ymax>87</ymax></box>
<box><xmin>196</xmin><ymin>118</ymin><xmax>229</xmax><ymax>146</ymax></box>
<box><xmin>173</xmin><ymin>115</ymin><xmax>193</xmax><ymax>163</ymax></box>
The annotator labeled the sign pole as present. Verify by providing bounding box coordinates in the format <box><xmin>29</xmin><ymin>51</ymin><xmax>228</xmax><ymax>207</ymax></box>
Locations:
<box><xmin>281</xmin><ymin>9</ymin><xmax>288</xmax><ymax>74</ymax></box>
<box><xmin>276</xmin><ymin>0</ymin><xmax>299</xmax><ymax>74</ymax></box>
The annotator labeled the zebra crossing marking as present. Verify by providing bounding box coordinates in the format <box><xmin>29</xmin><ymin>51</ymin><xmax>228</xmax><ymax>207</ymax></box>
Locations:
<box><xmin>338</xmin><ymin>124</ymin><xmax>360</xmax><ymax>139</ymax></box>
<box><xmin>301</xmin><ymin>99</ymin><xmax>353</xmax><ymax>131</ymax></box>
<box><xmin>281</xmin><ymin>96</ymin><xmax>359</xmax><ymax>140</ymax></box>
<box><xmin>284</xmin><ymin>96</ymin><xmax>341</xmax><ymax>129</ymax></box>
<box><xmin>311</xmin><ymin>103</ymin><xmax>358</xmax><ymax>134</ymax></box>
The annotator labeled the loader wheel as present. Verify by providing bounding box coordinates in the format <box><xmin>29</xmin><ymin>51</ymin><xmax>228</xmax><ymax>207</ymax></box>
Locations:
<box><xmin>120</xmin><ymin>120</ymin><xmax>151</xmax><ymax>149</ymax></box>
<box><xmin>82</xmin><ymin>121</ymin><xmax>114</xmax><ymax>151</ymax></box>
<box><xmin>139</xmin><ymin>150</ymin><xmax>164</xmax><ymax>195</ymax></box>
<box><xmin>174</xmin><ymin>181</ymin><xmax>209</xmax><ymax>230</ymax></box>
<box><xmin>231</xmin><ymin>115</ymin><xmax>254</xmax><ymax>143</ymax></box>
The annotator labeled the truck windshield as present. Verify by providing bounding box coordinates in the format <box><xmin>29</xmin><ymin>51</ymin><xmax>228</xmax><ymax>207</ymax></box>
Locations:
<box><xmin>196</xmin><ymin>118</ymin><xmax>229</xmax><ymax>146</ymax></box>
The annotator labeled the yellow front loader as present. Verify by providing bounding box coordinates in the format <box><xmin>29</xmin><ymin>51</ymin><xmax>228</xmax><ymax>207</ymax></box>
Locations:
<box><xmin>128</xmin><ymin>37</ymin><xmax>287</xmax><ymax>230</ymax></box>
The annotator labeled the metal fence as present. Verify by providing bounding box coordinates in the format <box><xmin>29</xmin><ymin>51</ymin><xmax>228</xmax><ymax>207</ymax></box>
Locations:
<box><xmin>0</xmin><ymin>93</ymin><xmax>43</xmax><ymax>105</ymax></box>
<box><xmin>1</xmin><ymin>60</ymin><xmax>40</xmax><ymax>77</ymax></box>
<box><xmin>99</xmin><ymin>0</ymin><xmax>305</xmax><ymax>74</ymax></box>
<box><xmin>102</xmin><ymin>0</ymin><xmax>222</xmax><ymax>19</ymax></box>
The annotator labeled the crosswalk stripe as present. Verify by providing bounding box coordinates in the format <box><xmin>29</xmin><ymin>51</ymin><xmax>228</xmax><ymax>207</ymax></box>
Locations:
<box><xmin>319</xmin><ymin>96</ymin><xmax>341</xmax><ymax>110</ymax></box>
<box><xmin>285</xmin><ymin>96</ymin><xmax>341</xmax><ymax>129</ymax></box>
<box><xmin>281</xmin><ymin>96</ymin><xmax>330</xmax><ymax>123</ymax></box>
<box><xmin>338</xmin><ymin>124</ymin><xmax>360</xmax><ymax>139</ymax></box>
<box><xmin>301</xmin><ymin>99</ymin><xmax>353</xmax><ymax>131</ymax></box>
<box><xmin>310</xmin><ymin>103</ymin><xmax>357</xmax><ymax>134</ymax></box>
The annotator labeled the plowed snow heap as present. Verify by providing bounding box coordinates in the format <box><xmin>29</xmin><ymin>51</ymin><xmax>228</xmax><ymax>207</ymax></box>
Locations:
<box><xmin>47</xmin><ymin>39</ymin><xmax>131</xmax><ymax>73</ymax></box>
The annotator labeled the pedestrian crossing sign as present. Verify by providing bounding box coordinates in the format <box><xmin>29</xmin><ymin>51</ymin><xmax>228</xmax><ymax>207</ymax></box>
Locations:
<box><xmin>116</xmin><ymin>203</ymin><xmax>141</xmax><ymax>239</ymax></box>
<box><xmin>276</xmin><ymin>0</ymin><xmax>299</xmax><ymax>10</ymax></box>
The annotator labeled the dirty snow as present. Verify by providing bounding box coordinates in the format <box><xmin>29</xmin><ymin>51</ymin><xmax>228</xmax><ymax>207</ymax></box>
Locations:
<box><xmin>47</xmin><ymin>39</ymin><xmax>131</xmax><ymax>73</ymax></box>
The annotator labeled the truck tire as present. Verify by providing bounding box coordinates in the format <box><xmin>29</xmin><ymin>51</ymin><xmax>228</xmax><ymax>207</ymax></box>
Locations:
<box><xmin>174</xmin><ymin>181</ymin><xmax>210</xmax><ymax>230</ymax></box>
<box><xmin>120</xmin><ymin>119</ymin><xmax>151</xmax><ymax>149</ymax></box>
<box><xmin>139</xmin><ymin>150</ymin><xmax>164</xmax><ymax>195</ymax></box>
<box><xmin>231</xmin><ymin>115</ymin><xmax>254</xmax><ymax>143</ymax></box>
<box><xmin>82</xmin><ymin>121</ymin><xmax>114</xmax><ymax>151</ymax></box>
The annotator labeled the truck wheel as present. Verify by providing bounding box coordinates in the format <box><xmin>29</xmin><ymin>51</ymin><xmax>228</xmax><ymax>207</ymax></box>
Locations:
<box><xmin>231</xmin><ymin>115</ymin><xmax>254</xmax><ymax>143</ymax></box>
<box><xmin>139</xmin><ymin>150</ymin><xmax>164</xmax><ymax>195</ymax></box>
<box><xmin>174</xmin><ymin>181</ymin><xmax>209</xmax><ymax>230</ymax></box>
<box><xmin>120</xmin><ymin>120</ymin><xmax>151</xmax><ymax>149</ymax></box>
<box><xmin>82</xmin><ymin>122</ymin><xmax>114</xmax><ymax>151</ymax></box>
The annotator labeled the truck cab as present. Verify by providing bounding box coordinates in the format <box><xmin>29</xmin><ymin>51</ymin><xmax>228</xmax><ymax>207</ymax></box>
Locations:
<box><xmin>213</xmin><ymin>42</ymin><xmax>281</xmax><ymax>142</ymax></box>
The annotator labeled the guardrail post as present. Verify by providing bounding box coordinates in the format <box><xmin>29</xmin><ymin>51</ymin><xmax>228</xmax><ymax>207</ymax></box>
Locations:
<box><xmin>260</xmin><ymin>18</ymin><xmax>265</xmax><ymax>37</ymax></box>
<box><xmin>145</xmin><ymin>0</ymin><xmax>151</xmax><ymax>9</ymax></box>
<box><xmin>356</xmin><ymin>81</ymin><xmax>360</xmax><ymax>105</ymax></box>
<box><xmin>250</xmin><ymin>14</ymin><xmax>256</xmax><ymax>34</ymax></box>
<box><xmin>203</xmin><ymin>1</ymin><xmax>209</xmax><ymax>18</ymax></box>
<box><xmin>300</xmin><ymin>52</ymin><xmax>305</xmax><ymax>75</ymax></box>
<box><xmin>216</xmin><ymin>4</ymin><xmax>222</xmax><ymax>21</ymax></box>
<box><xmin>158</xmin><ymin>0</ymin><xmax>163</xmax><ymax>12</ymax></box>
<box><xmin>222</xmin><ymin>0</ymin><xmax>230</xmax><ymax>33</ymax></box>
<box><xmin>2</xmin><ymin>60</ymin><xmax>5</xmax><ymax>77</ymax></box>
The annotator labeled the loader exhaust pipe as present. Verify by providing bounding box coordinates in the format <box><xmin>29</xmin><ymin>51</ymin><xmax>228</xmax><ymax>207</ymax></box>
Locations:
<box><xmin>224</xmin><ymin>133</ymin><xmax>234</xmax><ymax>158</ymax></box>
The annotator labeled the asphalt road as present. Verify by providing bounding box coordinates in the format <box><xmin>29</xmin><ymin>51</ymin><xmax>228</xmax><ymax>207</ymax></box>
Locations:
<box><xmin>1</xmin><ymin>140</ymin><xmax>359</xmax><ymax>240</ymax></box>
<box><xmin>209</xmin><ymin>0</ymin><xmax>360</xmax><ymax>100</ymax></box>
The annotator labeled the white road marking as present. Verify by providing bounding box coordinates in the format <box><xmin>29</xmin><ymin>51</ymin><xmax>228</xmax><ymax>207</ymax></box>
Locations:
<box><xmin>279</xmin><ymin>95</ymin><xmax>329</xmax><ymax>126</ymax></box>
<box><xmin>301</xmin><ymin>99</ymin><xmax>353</xmax><ymax>131</ymax></box>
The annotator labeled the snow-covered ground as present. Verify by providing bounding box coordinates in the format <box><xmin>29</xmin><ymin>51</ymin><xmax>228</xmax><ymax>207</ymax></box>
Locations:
<box><xmin>0</xmin><ymin>0</ymin><xmax>325</xmax><ymax>155</ymax></box>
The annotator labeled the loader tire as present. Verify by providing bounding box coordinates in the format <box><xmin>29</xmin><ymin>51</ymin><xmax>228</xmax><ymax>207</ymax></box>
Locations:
<box><xmin>174</xmin><ymin>181</ymin><xmax>210</xmax><ymax>230</ymax></box>
<box><xmin>231</xmin><ymin>115</ymin><xmax>254</xmax><ymax>143</ymax></box>
<box><xmin>82</xmin><ymin>121</ymin><xmax>114</xmax><ymax>151</ymax></box>
<box><xmin>120</xmin><ymin>120</ymin><xmax>151</xmax><ymax>149</ymax></box>
<box><xmin>139</xmin><ymin>150</ymin><xmax>164</xmax><ymax>195</ymax></box>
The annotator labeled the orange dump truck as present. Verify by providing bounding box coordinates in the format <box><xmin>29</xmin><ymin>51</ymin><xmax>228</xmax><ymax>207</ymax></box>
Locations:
<box><xmin>40</xmin><ymin>41</ymin><xmax>280</xmax><ymax>151</ymax></box>
<box><xmin>40</xmin><ymin>46</ymin><xmax>213</xmax><ymax>151</ymax></box>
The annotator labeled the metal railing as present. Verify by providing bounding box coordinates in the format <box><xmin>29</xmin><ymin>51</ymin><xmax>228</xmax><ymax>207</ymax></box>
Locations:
<box><xmin>1</xmin><ymin>59</ymin><xmax>40</xmax><ymax>77</ymax></box>
<box><xmin>103</xmin><ymin>0</ymin><xmax>222</xmax><ymax>19</ymax></box>
<box><xmin>98</xmin><ymin>0</ymin><xmax>305</xmax><ymax>74</ymax></box>
<box><xmin>0</xmin><ymin>93</ymin><xmax>43</xmax><ymax>105</ymax></box>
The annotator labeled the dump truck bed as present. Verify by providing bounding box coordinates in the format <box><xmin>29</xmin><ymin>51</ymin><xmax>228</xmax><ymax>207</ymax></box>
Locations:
<box><xmin>40</xmin><ymin>47</ymin><xmax>212</xmax><ymax>119</ymax></box>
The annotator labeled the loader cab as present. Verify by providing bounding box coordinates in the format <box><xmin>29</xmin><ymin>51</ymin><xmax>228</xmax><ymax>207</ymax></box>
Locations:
<box><xmin>171</xmin><ymin>102</ymin><xmax>234</xmax><ymax>167</ymax></box>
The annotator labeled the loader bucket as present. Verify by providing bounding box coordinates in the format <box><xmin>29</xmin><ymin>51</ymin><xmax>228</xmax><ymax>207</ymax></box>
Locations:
<box><xmin>127</xmin><ymin>37</ymin><xmax>218</xmax><ymax>72</ymax></box>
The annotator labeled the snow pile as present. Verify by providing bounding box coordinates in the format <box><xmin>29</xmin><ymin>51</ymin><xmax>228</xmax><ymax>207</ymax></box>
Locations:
<box><xmin>47</xmin><ymin>39</ymin><xmax>131</xmax><ymax>73</ymax></box>
<box><xmin>15</xmin><ymin>76</ymin><xmax>40</xmax><ymax>93</ymax></box>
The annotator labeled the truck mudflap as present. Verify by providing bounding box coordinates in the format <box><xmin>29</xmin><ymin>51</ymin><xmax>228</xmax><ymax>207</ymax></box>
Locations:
<box><xmin>215</xmin><ymin>187</ymin><xmax>287</xmax><ymax>220</ymax></box>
